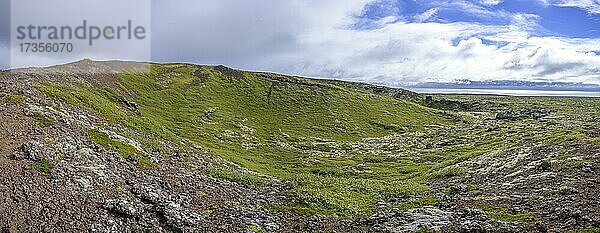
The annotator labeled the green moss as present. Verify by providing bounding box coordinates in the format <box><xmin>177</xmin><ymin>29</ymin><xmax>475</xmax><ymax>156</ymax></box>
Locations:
<box><xmin>37</xmin><ymin>63</ymin><xmax>599</xmax><ymax>220</ymax></box>
<box><xmin>556</xmin><ymin>153</ymin><xmax>576</xmax><ymax>161</ymax></box>
<box><xmin>36</xmin><ymin>64</ymin><xmax>456</xmax><ymax>218</ymax></box>
<box><xmin>204</xmin><ymin>168</ymin><xmax>268</xmax><ymax>187</ymax></box>
<box><xmin>139</xmin><ymin>138</ymin><xmax>170</xmax><ymax>154</ymax></box>
<box><xmin>480</xmin><ymin>204</ymin><xmax>536</xmax><ymax>223</ymax></box>
<box><xmin>430</xmin><ymin>166</ymin><xmax>467</xmax><ymax>180</ymax></box>
<box><xmin>87</xmin><ymin>129</ymin><xmax>155</xmax><ymax>167</ymax></box>
<box><xmin>284</xmin><ymin>174</ymin><xmax>430</xmax><ymax>218</ymax></box>
<box><xmin>32</xmin><ymin>157</ymin><xmax>52</xmax><ymax>175</ymax></box>
<box><xmin>581</xmin><ymin>228</ymin><xmax>600</xmax><ymax>233</ymax></box>
<box><xmin>37</xmin><ymin>64</ymin><xmax>465</xmax><ymax>218</ymax></box>
<box><xmin>466</xmin><ymin>184</ymin><xmax>481</xmax><ymax>192</ymax></box>
<box><xmin>38</xmin><ymin>84</ymin><xmax>178</xmax><ymax>142</ymax></box>
<box><xmin>247</xmin><ymin>225</ymin><xmax>266</xmax><ymax>233</ymax></box>
<box><xmin>563</xmin><ymin>160</ymin><xmax>588</xmax><ymax>170</ymax></box>
<box><xmin>36</xmin><ymin>85</ymin><xmax>80</xmax><ymax>107</ymax></box>
<box><xmin>203</xmin><ymin>209</ymin><xmax>214</xmax><ymax>216</ymax></box>
<box><xmin>87</xmin><ymin>129</ymin><xmax>138</xmax><ymax>159</ymax></box>
<box><xmin>32</xmin><ymin>112</ymin><xmax>55</xmax><ymax>128</ymax></box>
<box><xmin>136</xmin><ymin>156</ymin><xmax>155</xmax><ymax>168</ymax></box>
<box><xmin>3</xmin><ymin>94</ymin><xmax>25</xmax><ymax>106</ymax></box>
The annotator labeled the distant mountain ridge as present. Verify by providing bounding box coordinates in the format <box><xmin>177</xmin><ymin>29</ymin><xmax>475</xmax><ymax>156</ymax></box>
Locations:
<box><xmin>405</xmin><ymin>80</ymin><xmax>600</xmax><ymax>92</ymax></box>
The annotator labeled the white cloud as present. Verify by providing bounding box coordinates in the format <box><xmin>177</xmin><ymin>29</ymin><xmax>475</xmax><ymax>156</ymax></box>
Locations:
<box><xmin>429</xmin><ymin>0</ymin><xmax>513</xmax><ymax>20</ymax></box>
<box><xmin>414</xmin><ymin>8</ymin><xmax>439</xmax><ymax>22</ymax></box>
<box><xmin>510</xmin><ymin>13</ymin><xmax>541</xmax><ymax>29</ymax></box>
<box><xmin>5</xmin><ymin>0</ymin><xmax>600</xmax><ymax>84</ymax></box>
<box><xmin>480</xmin><ymin>0</ymin><xmax>503</xmax><ymax>5</ymax></box>
<box><xmin>537</xmin><ymin>0</ymin><xmax>551</xmax><ymax>6</ymax></box>
<box><xmin>536</xmin><ymin>0</ymin><xmax>600</xmax><ymax>14</ymax></box>
<box><xmin>554</xmin><ymin>0</ymin><xmax>600</xmax><ymax>14</ymax></box>
<box><xmin>276</xmin><ymin>21</ymin><xmax>600</xmax><ymax>84</ymax></box>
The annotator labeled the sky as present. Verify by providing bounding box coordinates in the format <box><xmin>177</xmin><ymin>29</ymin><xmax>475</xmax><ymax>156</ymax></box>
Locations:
<box><xmin>1</xmin><ymin>0</ymin><xmax>600</xmax><ymax>85</ymax></box>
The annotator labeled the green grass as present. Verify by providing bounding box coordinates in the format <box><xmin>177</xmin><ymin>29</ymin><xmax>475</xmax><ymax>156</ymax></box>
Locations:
<box><xmin>197</xmin><ymin>191</ymin><xmax>207</xmax><ymax>198</ymax></box>
<box><xmin>247</xmin><ymin>225</ymin><xmax>266</xmax><ymax>233</ymax></box>
<box><xmin>581</xmin><ymin>228</ymin><xmax>600</xmax><ymax>233</ymax></box>
<box><xmin>203</xmin><ymin>209</ymin><xmax>214</xmax><ymax>216</ymax></box>
<box><xmin>32</xmin><ymin>157</ymin><xmax>52</xmax><ymax>175</ymax></box>
<box><xmin>430</xmin><ymin>166</ymin><xmax>467</xmax><ymax>180</ymax></box>
<box><xmin>556</xmin><ymin>154</ymin><xmax>576</xmax><ymax>161</ymax></box>
<box><xmin>3</xmin><ymin>94</ymin><xmax>25</xmax><ymax>106</ymax></box>
<box><xmin>137</xmin><ymin>156</ymin><xmax>155</xmax><ymax>168</ymax></box>
<box><xmin>36</xmin><ymin>63</ymin><xmax>600</xmax><ymax>219</ymax></box>
<box><xmin>285</xmin><ymin>174</ymin><xmax>429</xmax><ymax>218</ymax></box>
<box><xmin>32</xmin><ymin>112</ymin><xmax>55</xmax><ymax>128</ymax></box>
<box><xmin>86</xmin><ymin>129</ymin><xmax>155</xmax><ymax>167</ymax></box>
<box><xmin>87</xmin><ymin>129</ymin><xmax>139</xmax><ymax>159</ymax></box>
<box><xmin>479</xmin><ymin>204</ymin><xmax>536</xmax><ymax>223</ymax></box>
<box><xmin>37</xmin><ymin>64</ymin><xmax>459</xmax><ymax>218</ymax></box>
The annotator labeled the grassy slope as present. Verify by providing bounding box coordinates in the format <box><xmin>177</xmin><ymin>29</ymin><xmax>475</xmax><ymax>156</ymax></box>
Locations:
<box><xmin>38</xmin><ymin>63</ymin><xmax>466</xmax><ymax>217</ymax></box>
<box><xmin>32</xmin><ymin>62</ymin><xmax>600</xmax><ymax>223</ymax></box>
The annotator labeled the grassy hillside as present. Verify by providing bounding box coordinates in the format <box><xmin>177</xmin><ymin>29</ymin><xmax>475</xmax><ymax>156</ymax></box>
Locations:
<box><xmin>37</xmin><ymin>63</ymin><xmax>470</xmax><ymax>217</ymax></box>
<box><xmin>4</xmin><ymin>60</ymin><xmax>598</xmax><ymax>231</ymax></box>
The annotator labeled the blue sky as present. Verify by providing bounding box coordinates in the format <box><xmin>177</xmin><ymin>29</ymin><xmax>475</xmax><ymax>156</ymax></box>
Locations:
<box><xmin>2</xmin><ymin>0</ymin><xmax>600</xmax><ymax>84</ymax></box>
<box><xmin>356</xmin><ymin>0</ymin><xmax>600</xmax><ymax>38</ymax></box>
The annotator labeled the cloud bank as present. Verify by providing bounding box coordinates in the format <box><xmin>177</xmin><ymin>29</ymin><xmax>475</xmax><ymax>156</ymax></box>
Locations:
<box><xmin>554</xmin><ymin>0</ymin><xmax>600</xmax><ymax>14</ymax></box>
<box><xmin>3</xmin><ymin>0</ymin><xmax>600</xmax><ymax>84</ymax></box>
<box><xmin>150</xmin><ymin>0</ymin><xmax>600</xmax><ymax>84</ymax></box>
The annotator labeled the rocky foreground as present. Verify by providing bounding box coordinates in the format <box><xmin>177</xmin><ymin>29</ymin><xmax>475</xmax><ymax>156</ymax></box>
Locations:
<box><xmin>0</xmin><ymin>60</ymin><xmax>598</xmax><ymax>232</ymax></box>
